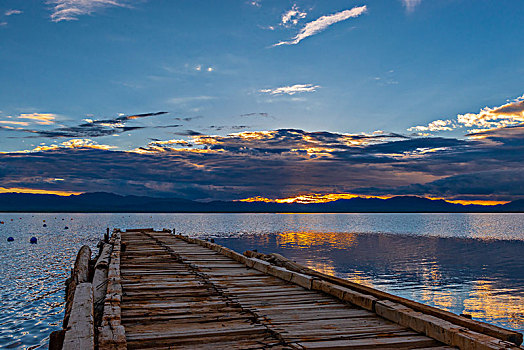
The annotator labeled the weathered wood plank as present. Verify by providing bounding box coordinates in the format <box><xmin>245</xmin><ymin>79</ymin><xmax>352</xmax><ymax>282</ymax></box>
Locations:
<box><xmin>296</xmin><ymin>335</ymin><xmax>441</xmax><ymax>349</ymax></box>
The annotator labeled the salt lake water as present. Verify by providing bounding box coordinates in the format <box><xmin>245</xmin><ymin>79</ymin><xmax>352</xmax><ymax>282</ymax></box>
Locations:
<box><xmin>0</xmin><ymin>213</ymin><xmax>523</xmax><ymax>349</ymax></box>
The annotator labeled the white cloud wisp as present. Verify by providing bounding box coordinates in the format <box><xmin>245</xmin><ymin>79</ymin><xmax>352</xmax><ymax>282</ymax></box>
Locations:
<box><xmin>274</xmin><ymin>5</ymin><xmax>367</xmax><ymax>46</ymax></box>
<box><xmin>402</xmin><ymin>0</ymin><xmax>422</xmax><ymax>13</ymax></box>
<box><xmin>259</xmin><ymin>84</ymin><xmax>320</xmax><ymax>95</ymax></box>
<box><xmin>46</xmin><ymin>0</ymin><xmax>129</xmax><ymax>22</ymax></box>
<box><xmin>281</xmin><ymin>4</ymin><xmax>307</xmax><ymax>26</ymax></box>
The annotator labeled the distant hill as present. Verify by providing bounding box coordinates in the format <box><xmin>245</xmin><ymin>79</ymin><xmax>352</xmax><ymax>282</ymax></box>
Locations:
<box><xmin>0</xmin><ymin>192</ymin><xmax>521</xmax><ymax>213</ymax></box>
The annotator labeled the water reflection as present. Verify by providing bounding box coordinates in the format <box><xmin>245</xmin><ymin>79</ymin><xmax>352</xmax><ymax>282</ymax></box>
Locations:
<box><xmin>463</xmin><ymin>280</ymin><xmax>524</xmax><ymax>330</ymax></box>
<box><xmin>217</xmin><ymin>230</ymin><xmax>524</xmax><ymax>334</ymax></box>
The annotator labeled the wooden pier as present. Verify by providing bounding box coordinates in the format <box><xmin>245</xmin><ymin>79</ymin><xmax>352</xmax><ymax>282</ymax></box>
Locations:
<box><xmin>51</xmin><ymin>229</ymin><xmax>523</xmax><ymax>349</ymax></box>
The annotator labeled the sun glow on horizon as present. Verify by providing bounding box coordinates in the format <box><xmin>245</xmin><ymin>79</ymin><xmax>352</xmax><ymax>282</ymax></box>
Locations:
<box><xmin>239</xmin><ymin>193</ymin><xmax>509</xmax><ymax>206</ymax></box>
<box><xmin>240</xmin><ymin>193</ymin><xmax>393</xmax><ymax>204</ymax></box>
<box><xmin>0</xmin><ymin>187</ymin><xmax>83</xmax><ymax>196</ymax></box>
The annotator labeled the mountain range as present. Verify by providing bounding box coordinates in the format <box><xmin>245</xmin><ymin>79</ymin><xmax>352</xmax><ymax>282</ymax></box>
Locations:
<box><xmin>0</xmin><ymin>192</ymin><xmax>522</xmax><ymax>213</ymax></box>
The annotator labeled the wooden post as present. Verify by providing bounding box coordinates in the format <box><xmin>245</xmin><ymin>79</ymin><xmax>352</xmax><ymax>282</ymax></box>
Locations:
<box><xmin>48</xmin><ymin>329</ymin><xmax>65</xmax><ymax>350</ymax></box>
<box><xmin>93</xmin><ymin>243</ymin><xmax>112</xmax><ymax>326</ymax></box>
<box><xmin>64</xmin><ymin>245</ymin><xmax>91</xmax><ymax>328</ymax></box>
<box><xmin>98</xmin><ymin>231</ymin><xmax>127</xmax><ymax>350</ymax></box>
<box><xmin>104</xmin><ymin>228</ymin><xmax>109</xmax><ymax>243</ymax></box>
<box><xmin>62</xmin><ymin>283</ymin><xmax>95</xmax><ymax>350</ymax></box>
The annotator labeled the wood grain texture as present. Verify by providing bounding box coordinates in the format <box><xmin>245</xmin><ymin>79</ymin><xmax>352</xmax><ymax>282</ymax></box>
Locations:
<box><xmin>118</xmin><ymin>230</ymin><xmax>453</xmax><ymax>349</ymax></box>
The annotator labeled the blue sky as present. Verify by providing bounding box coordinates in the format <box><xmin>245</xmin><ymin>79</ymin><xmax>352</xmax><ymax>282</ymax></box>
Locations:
<box><xmin>0</xmin><ymin>0</ymin><xmax>523</xmax><ymax>202</ymax></box>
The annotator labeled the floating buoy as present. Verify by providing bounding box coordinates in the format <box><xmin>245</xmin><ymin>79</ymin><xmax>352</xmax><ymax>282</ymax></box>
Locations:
<box><xmin>62</xmin><ymin>218</ymin><xmax>64</xmax><ymax>220</ymax></box>
<box><xmin>43</xmin><ymin>220</ymin><xmax>46</xmax><ymax>222</ymax></box>
<box><xmin>43</xmin><ymin>224</ymin><xmax>47</xmax><ymax>227</ymax></box>
<box><xmin>64</xmin><ymin>226</ymin><xmax>69</xmax><ymax>229</ymax></box>
<box><xmin>7</xmin><ymin>237</ymin><xmax>14</xmax><ymax>242</ymax></box>
<box><xmin>30</xmin><ymin>237</ymin><xmax>38</xmax><ymax>244</ymax></box>
<box><xmin>10</xmin><ymin>219</ymin><xmax>13</xmax><ymax>221</ymax></box>
<box><xmin>0</xmin><ymin>221</ymin><xmax>4</xmax><ymax>224</ymax></box>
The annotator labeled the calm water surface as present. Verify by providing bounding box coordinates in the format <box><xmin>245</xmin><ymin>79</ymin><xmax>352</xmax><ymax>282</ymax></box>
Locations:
<box><xmin>0</xmin><ymin>213</ymin><xmax>522</xmax><ymax>348</ymax></box>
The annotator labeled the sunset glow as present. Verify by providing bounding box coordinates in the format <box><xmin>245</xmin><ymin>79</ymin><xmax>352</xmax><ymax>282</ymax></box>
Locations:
<box><xmin>240</xmin><ymin>194</ymin><xmax>508</xmax><ymax>206</ymax></box>
<box><xmin>0</xmin><ymin>187</ymin><xmax>83</xmax><ymax>196</ymax></box>
<box><xmin>240</xmin><ymin>193</ymin><xmax>392</xmax><ymax>204</ymax></box>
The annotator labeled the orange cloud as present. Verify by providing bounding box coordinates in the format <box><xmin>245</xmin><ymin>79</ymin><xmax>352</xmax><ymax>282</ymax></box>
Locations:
<box><xmin>408</xmin><ymin>94</ymin><xmax>524</xmax><ymax>135</ymax></box>
<box><xmin>29</xmin><ymin>139</ymin><xmax>116</xmax><ymax>152</ymax></box>
<box><xmin>18</xmin><ymin>113</ymin><xmax>56</xmax><ymax>125</ymax></box>
<box><xmin>0</xmin><ymin>120</ymin><xmax>30</xmax><ymax>126</ymax></box>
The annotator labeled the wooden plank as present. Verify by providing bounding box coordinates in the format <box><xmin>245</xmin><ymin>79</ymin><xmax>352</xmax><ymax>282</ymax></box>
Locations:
<box><xmin>296</xmin><ymin>335</ymin><xmax>441</xmax><ymax>349</ymax></box>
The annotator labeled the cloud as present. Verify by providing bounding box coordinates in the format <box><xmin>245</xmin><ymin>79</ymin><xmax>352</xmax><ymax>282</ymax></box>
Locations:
<box><xmin>457</xmin><ymin>95</ymin><xmax>524</xmax><ymax>130</ymax></box>
<box><xmin>173</xmin><ymin>130</ymin><xmax>203</xmax><ymax>136</ymax></box>
<box><xmin>0</xmin><ymin>113</ymin><xmax>56</xmax><ymax>127</ymax></box>
<box><xmin>5</xmin><ymin>9</ymin><xmax>22</xmax><ymax>16</ymax></box>
<box><xmin>273</xmin><ymin>5</ymin><xmax>367</xmax><ymax>46</ymax></box>
<box><xmin>408</xmin><ymin>119</ymin><xmax>454</xmax><ymax>132</ymax></box>
<box><xmin>18</xmin><ymin>113</ymin><xmax>57</xmax><ymax>125</ymax></box>
<box><xmin>31</xmin><ymin>138</ymin><xmax>116</xmax><ymax>152</ymax></box>
<box><xmin>248</xmin><ymin>0</ymin><xmax>261</xmax><ymax>7</ymax></box>
<box><xmin>281</xmin><ymin>4</ymin><xmax>307</xmax><ymax>26</ymax></box>
<box><xmin>1</xmin><ymin>126</ymin><xmax>523</xmax><ymax>201</ymax></box>
<box><xmin>402</xmin><ymin>0</ymin><xmax>422</xmax><ymax>12</ymax></box>
<box><xmin>174</xmin><ymin>116</ymin><xmax>201</xmax><ymax>122</ymax></box>
<box><xmin>208</xmin><ymin>125</ymin><xmax>251</xmax><ymax>131</ymax></box>
<box><xmin>239</xmin><ymin>112</ymin><xmax>269</xmax><ymax>118</ymax></box>
<box><xmin>407</xmin><ymin>94</ymin><xmax>524</xmax><ymax>134</ymax></box>
<box><xmin>46</xmin><ymin>0</ymin><xmax>130</xmax><ymax>22</ymax></box>
<box><xmin>1</xmin><ymin>111</ymin><xmax>167</xmax><ymax>138</ymax></box>
<box><xmin>0</xmin><ymin>121</ymin><xmax>30</xmax><ymax>126</ymax></box>
<box><xmin>259</xmin><ymin>84</ymin><xmax>320</xmax><ymax>95</ymax></box>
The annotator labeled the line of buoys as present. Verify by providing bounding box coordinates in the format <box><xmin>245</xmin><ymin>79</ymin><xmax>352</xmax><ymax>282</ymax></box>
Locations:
<box><xmin>30</xmin><ymin>237</ymin><xmax>37</xmax><ymax>244</ymax></box>
<box><xmin>7</xmin><ymin>237</ymin><xmax>14</xmax><ymax>242</ymax></box>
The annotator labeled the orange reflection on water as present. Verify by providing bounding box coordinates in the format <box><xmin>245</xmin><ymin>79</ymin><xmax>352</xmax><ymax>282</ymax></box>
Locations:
<box><xmin>301</xmin><ymin>258</ymin><xmax>376</xmax><ymax>289</ymax></box>
<box><xmin>419</xmin><ymin>289</ymin><xmax>456</xmax><ymax>311</ymax></box>
<box><xmin>276</xmin><ymin>230</ymin><xmax>357</xmax><ymax>249</ymax></box>
<box><xmin>462</xmin><ymin>280</ymin><xmax>524</xmax><ymax>330</ymax></box>
<box><xmin>302</xmin><ymin>259</ymin><xmax>337</xmax><ymax>276</ymax></box>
